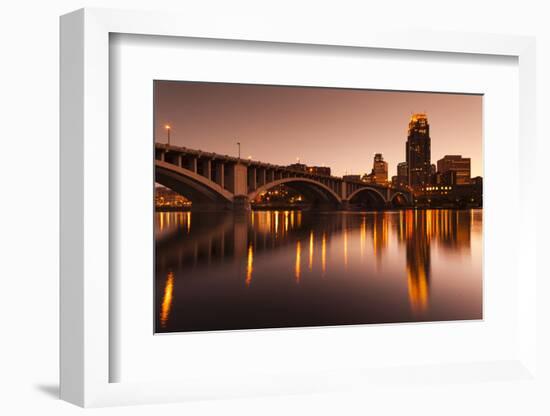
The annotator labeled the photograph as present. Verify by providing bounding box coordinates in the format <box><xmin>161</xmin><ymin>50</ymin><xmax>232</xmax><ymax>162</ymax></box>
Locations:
<box><xmin>154</xmin><ymin>81</ymin><xmax>483</xmax><ymax>333</ymax></box>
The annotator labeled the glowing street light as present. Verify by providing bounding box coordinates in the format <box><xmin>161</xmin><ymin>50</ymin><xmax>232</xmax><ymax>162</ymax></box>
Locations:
<box><xmin>165</xmin><ymin>124</ymin><xmax>171</xmax><ymax>147</ymax></box>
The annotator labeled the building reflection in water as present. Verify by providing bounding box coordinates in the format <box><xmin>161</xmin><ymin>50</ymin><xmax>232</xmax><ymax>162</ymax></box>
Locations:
<box><xmin>321</xmin><ymin>232</ymin><xmax>327</xmax><ymax>276</ymax></box>
<box><xmin>295</xmin><ymin>240</ymin><xmax>302</xmax><ymax>283</ymax></box>
<box><xmin>246</xmin><ymin>244</ymin><xmax>254</xmax><ymax>287</ymax></box>
<box><xmin>309</xmin><ymin>231</ymin><xmax>314</xmax><ymax>271</ymax></box>
<box><xmin>360</xmin><ymin>217</ymin><xmax>366</xmax><ymax>261</ymax></box>
<box><xmin>159</xmin><ymin>271</ymin><xmax>174</xmax><ymax>329</ymax></box>
<box><xmin>405</xmin><ymin>210</ymin><xmax>430</xmax><ymax>313</ymax></box>
<box><xmin>155</xmin><ymin>209</ymin><xmax>477</xmax><ymax>331</ymax></box>
<box><xmin>343</xmin><ymin>228</ymin><xmax>348</xmax><ymax>268</ymax></box>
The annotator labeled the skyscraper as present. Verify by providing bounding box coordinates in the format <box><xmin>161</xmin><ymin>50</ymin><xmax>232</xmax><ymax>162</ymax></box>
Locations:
<box><xmin>397</xmin><ymin>162</ymin><xmax>408</xmax><ymax>187</ymax></box>
<box><xmin>406</xmin><ymin>113</ymin><xmax>431</xmax><ymax>189</ymax></box>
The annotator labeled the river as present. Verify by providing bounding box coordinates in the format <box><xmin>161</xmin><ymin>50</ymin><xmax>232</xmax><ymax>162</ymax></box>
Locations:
<box><xmin>155</xmin><ymin>209</ymin><xmax>482</xmax><ymax>332</ymax></box>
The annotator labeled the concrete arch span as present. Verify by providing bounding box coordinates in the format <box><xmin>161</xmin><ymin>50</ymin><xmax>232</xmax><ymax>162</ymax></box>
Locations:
<box><xmin>346</xmin><ymin>187</ymin><xmax>388</xmax><ymax>206</ymax></box>
<box><xmin>389</xmin><ymin>191</ymin><xmax>412</xmax><ymax>206</ymax></box>
<box><xmin>249</xmin><ymin>177</ymin><xmax>342</xmax><ymax>209</ymax></box>
<box><xmin>155</xmin><ymin>160</ymin><xmax>234</xmax><ymax>210</ymax></box>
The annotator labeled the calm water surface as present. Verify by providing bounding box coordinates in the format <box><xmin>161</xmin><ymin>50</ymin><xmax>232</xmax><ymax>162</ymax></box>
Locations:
<box><xmin>155</xmin><ymin>209</ymin><xmax>482</xmax><ymax>332</ymax></box>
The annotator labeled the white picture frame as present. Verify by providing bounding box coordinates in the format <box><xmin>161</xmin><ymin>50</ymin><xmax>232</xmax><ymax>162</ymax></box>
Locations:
<box><xmin>60</xmin><ymin>7</ymin><xmax>538</xmax><ymax>408</ymax></box>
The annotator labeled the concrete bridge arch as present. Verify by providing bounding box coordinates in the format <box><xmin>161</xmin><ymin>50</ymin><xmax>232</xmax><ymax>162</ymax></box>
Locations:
<box><xmin>346</xmin><ymin>186</ymin><xmax>388</xmax><ymax>205</ymax></box>
<box><xmin>155</xmin><ymin>160</ymin><xmax>234</xmax><ymax>210</ymax></box>
<box><xmin>389</xmin><ymin>191</ymin><xmax>413</xmax><ymax>206</ymax></box>
<box><xmin>249</xmin><ymin>177</ymin><xmax>342</xmax><ymax>208</ymax></box>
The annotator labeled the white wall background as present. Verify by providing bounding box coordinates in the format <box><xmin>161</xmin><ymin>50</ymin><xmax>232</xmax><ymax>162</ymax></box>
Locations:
<box><xmin>1</xmin><ymin>1</ymin><xmax>548</xmax><ymax>415</ymax></box>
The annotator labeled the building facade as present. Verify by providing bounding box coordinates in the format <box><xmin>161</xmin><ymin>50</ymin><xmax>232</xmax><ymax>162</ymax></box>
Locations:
<box><xmin>396</xmin><ymin>162</ymin><xmax>408</xmax><ymax>187</ymax></box>
<box><xmin>287</xmin><ymin>162</ymin><xmax>308</xmax><ymax>172</ymax></box>
<box><xmin>371</xmin><ymin>153</ymin><xmax>388</xmax><ymax>184</ymax></box>
<box><xmin>363</xmin><ymin>153</ymin><xmax>388</xmax><ymax>184</ymax></box>
<box><xmin>307</xmin><ymin>166</ymin><xmax>331</xmax><ymax>176</ymax></box>
<box><xmin>406</xmin><ymin>113</ymin><xmax>432</xmax><ymax>189</ymax></box>
<box><xmin>437</xmin><ymin>155</ymin><xmax>471</xmax><ymax>185</ymax></box>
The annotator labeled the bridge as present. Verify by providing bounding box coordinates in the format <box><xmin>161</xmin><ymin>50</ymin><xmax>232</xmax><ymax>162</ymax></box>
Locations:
<box><xmin>155</xmin><ymin>143</ymin><xmax>413</xmax><ymax>211</ymax></box>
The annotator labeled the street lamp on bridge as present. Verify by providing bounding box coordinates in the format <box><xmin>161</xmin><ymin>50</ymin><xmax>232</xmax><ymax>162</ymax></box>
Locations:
<box><xmin>164</xmin><ymin>124</ymin><xmax>171</xmax><ymax>147</ymax></box>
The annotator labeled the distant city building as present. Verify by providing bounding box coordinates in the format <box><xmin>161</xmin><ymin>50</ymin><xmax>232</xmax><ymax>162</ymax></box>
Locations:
<box><xmin>391</xmin><ymin>175</ymin><xmax>399</xmax><ymax>186</ymax></box>
<box><xmin>287</xmin><ymin>163</ymin><xmax>331</xmax><ymax>176</ymax></box>
<box><xmin>362</xmin><ymin>153</ymin><xmax>388</xmax><ymax>185</ymax></box>
<box><xmin>287</xmin><ymin>162</ymin><xmax>307</xmax><ymax>172</ymax></box>
<box><xmin>417</xmin><ymin>183</ymin><xmax>482</xmax><ymax>208</ymax></box>
<box><xmin>441</xmin><ymin>170</ymin><xmax>458</xmax><ymax>185</ymax></box>
<box><xmin>406</xmin><ymin>113</ymin><xmax>432</xmax><ymax>189</ymax></box>
<box><xmin>371</xmin><ymin>153</ymin><xmax>388</xmax><ymax>184</ymax></box>
<box><xmin>437</xmin><ymin>155</ymin><xmax>471</xmax><ymax>185</ymax></box>
<box><xmin>471</xmin><ymin>176</ymin><xmax>483</xmax><ymax>187</ymax></box>
<box><xmin>307</xmin><ymin>166</ymin><xmax>331</xmax><ymax>176</ymax></box>
<box><xmin>433</xmin><ymin>171</ymin><xmax>444</xmax><ymax>185</ymax></box>
<box><xmin>396</xmin><ymin>162</ymin><xmax>408</xmax><ymax>187</ymax></box>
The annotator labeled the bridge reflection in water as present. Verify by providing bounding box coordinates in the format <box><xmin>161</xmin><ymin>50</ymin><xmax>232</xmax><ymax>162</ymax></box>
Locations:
<box><xmin>155</xmin><ymin>209</ymin><xmax>482</xmax><ymax>332</ymax></box>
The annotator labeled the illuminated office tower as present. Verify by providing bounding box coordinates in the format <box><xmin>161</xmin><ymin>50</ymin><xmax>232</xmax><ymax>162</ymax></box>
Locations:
<box><xmin>406</xmin><ymin>113</ymin><xmax>431</xmax><ymax>189</ymax></box>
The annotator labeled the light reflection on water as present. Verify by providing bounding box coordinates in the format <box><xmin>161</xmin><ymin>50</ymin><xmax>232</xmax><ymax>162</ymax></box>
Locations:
<box><xmin>155</xmin><ymin>209</ymin><xmax>482</xmax><ymax>333</ymax></box>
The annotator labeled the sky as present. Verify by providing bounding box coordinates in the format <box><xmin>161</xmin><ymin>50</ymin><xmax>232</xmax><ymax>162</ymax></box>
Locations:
<box><xmin>154</xmin><ymin>81</ymin><xmax>483</xmax><ymax>178</ymax></box>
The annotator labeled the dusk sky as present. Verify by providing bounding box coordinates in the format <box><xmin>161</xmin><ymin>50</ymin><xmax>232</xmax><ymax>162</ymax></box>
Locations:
<box><xmin>154</xmin><ymin>81</ymin><xmax>483</xmax><ymax>178</ymax></box>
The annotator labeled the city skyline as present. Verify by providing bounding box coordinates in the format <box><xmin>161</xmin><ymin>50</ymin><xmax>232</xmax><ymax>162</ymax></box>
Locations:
<box><xmin>154</xmin><ymin>81</ymin><xmax>483</xmax><ymax>178</ymax></box>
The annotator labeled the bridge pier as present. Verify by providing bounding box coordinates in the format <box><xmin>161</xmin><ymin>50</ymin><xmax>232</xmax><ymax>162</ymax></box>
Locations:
<box><xmin>233</xmin><ymin>195</ymin><xmax>251</xmax><ymax>211</ymax></box>
<box><xmin>233</xmin><ymin>213</ymin><xmax>249</xmax><ymax>261</ymax></box>
<box><xmin>232</xmin><ymin>163</ymin><xmax>248</xmax><ymax>195</ymax></box>
<box><xmin>341</xmin><ymin>182</ymin><xmax>348</xmax><ymax>200</ymax></box>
